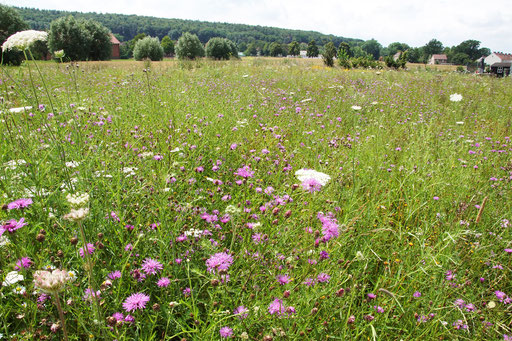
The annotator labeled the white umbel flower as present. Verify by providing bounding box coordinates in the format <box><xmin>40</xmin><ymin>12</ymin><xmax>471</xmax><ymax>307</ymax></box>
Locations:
<box><xmin>63</xmin><ymin>207</ymin><xmax>89</xmax><ymax>222</ymax></box>
<box><xmin>450</xmin><ymin>93</ymin><xmax>463</xmax><ymax>102</ymax></box>
<box><xmin>2</xmin><ymin>271</ymin><xmax>24</xmax><ymax>287</ymax></box>
<box><xmin>295</xmin><ymin>169</ymin><xmax>331</xmax><ymax>186</ymax></box>
<box><xmin>66</xmin><ymin>192</ymin><xmax>89</xmax><ymax>208</ymax></box>
<box><xmin>2</xmin><ymin>30</ymin><xmax>48</xmax><ymax>52</ymax></box>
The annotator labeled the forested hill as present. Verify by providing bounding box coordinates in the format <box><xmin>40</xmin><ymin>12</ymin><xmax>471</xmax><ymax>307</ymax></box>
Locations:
<box><xmin>15</xmin><ymin>7</ymin><xmax>362</xmax><ymax>46</ymax></box>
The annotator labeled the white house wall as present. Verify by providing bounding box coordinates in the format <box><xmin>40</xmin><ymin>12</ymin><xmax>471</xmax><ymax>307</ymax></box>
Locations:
<box><xmin>484</xmin><ymin>53</ymin><xmax>501</xmax><ymax>65</ymax></box>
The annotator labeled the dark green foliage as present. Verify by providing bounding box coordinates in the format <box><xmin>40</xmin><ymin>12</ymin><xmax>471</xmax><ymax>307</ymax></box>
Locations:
<box><xmin>205</xmin><ymin>37</ymin><xmax>237</xmax><ymax>60</ymax></box>
<box><xmin>16</xmin><ymin>7</ymin><xmax>363</xmax><ymax>47</ymax></box>
<box><xmin>161</xmin><ymin>35</ymin><xmax>174</xmax><ymax>56</ymax></box>
<box><xmin>82</xmin><ymin>19</ymin><xmax>112</xmax><ymax>61</ymax></box>
<box><xmin>448</xmin><ymin>40</ymin><xmax>489</xmax><ymax>63</ymax></box>
<box><xmin>119</xmin><ymin>43</ymin><xmax>132</xmax><ymax>59</ymax></box>
<box><xmin>361</xmin><ymin>39</ymin><xmax>382</xmax><ymax>60</ymax></box>
<box><xmin>133</xmin><ymin>36</ymin><xmax>163</xmax><ymax>61</ymax></box>
<box><xmin>338</xmin><ymin>47</ymin><xmax>351</xmax><ymax>69</ymax></box>
<box><xmin>0</xmin><ymin>5</ymin><xmax>28</xmax><ymax>65</ymax></box>
<box><xmin>269</xmin><ymin>42</ymin><xmax>283</xmax><ymax>57</ymax></box>
<box><xmin>306</xmin><ymin>40</ymin><xmax>319</xmax><ymax>57</ymax></box>
<box><xmin>384</xmin><ymin>42</ymin><xmax>410</xmax><ymax>57</ymax></box>
<box><xmin>175</xmin><ymin>32</ymin><xmax>204</xmax><ymax>60</ymax></box>
<box><xmin>338</xmin><ymin>42</ymin><xmax>351</xmax><ymax>58</ymax></box>
<box><xmin>288</xmin><ymin>41</ymin><xmax>300</xmax><ymax>56</ymax></box>
<box><xmin>129</xmin><ymin>33</ymin><xmax>147</xmax><ymax>51</ymax></box>
<box><xmin>385</xmin><ymin>50</ymin><xmax>408</xmax><ymax>69</ymax></box>
<box><xmin>322</xmin><ymin>42</ymin><xmax>336</xmax><ymax>67</ymax></box>
<box><xmin>48</xmin><ymin>15</ymin><xmax>112</xmax><ymax>61</ymax></box>
<box><xmin>244</xmin><ymin>42</ymin><xmax>258</xmax><ymax>56</ymax></box>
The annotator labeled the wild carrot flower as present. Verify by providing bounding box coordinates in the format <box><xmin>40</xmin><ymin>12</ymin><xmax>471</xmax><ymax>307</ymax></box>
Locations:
<box><xmin>1</xmin><ymin>30</ymin><xmax>48</xmax><ymax>51</ymax></box>
<box><xmin>63</xmin><ymin>207</ymin><xmax>89</xmax><ymax>221</ymax></box>
<box><xmin>2</xmin><ymin>271</ymin><xmax>24</xmax><ymax>286</ymax></box>
<box><xmin>295</xmin><ymin>169</ymin><xmax>331</xmax><ymax>186</ymax></box>
<box><xmin>33</xmin><ymin>269</ymin><xmax>70</xmax><ymax>294</ymax></box>
<box><xmin>122</xmin><ymin>292</ymin><xmax>150</xmax><ymax>312</ymax></box>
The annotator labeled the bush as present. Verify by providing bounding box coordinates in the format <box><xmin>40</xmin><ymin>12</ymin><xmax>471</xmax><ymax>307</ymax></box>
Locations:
<box><xmin>205</xmin><ymin>37</ymin><xmax>237</xmax><ymax>60</ymax></box>
<box><xmin>322</xmin><ymin>42</ymin><xmax>336</xmax><ymax>67</ymax></box>
<box><xmin>161</xmin><ymin>36</ymin><xmax>174</xmax><ymax>56</ymax></box>
<box><xmin>133</xmin><ymin>36</ymin><xmax>164</xmax><ymax>61</ymax></box>
<box><xmin>175</xmin><ymin>32</ymin><xmax>204</xmax><ymax>60</ymax></box>
<box><xmin>0</xmin><ymin>5</ymin><xmax>28</xmax><ymax>66</ymax></box>
<box><xmin>48</xmin><ymin>16</ymin><xmax>111</xmax><ymax>61</ymax></box>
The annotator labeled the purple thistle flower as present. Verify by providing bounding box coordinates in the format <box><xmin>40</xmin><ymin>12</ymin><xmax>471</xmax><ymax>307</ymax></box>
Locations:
<box><xmin>206</xmin><ymin>252</ymin><xmax>233</xmax><ymax>274</ymax></box>
<box><xmin>122</xmin><ymin>292</ymin><xmax>150</xmax><ymax>312</ymax></box>
<box><xmin>277</xmin><ymin>274</ymin><xmax>290</xmax><ymax>285</ymax></box>
<box><xmin>0</xmin><ymin>218</ymin><xmax>28</xmax><ymax>236</ymax></box>
<box><xmin>124</xmin><ymin>315</ymin><xmax>135</xmax><ymax>323</ymax></box>
<box><xmin>233</xmin><ymin>305</ymin><xmax>249</xmax><ymax>319</ymax></box>
<box><xmin>317</xmin><ymin>273</ymin><xmax>331</xmax><ymax>283</ymax></box>
<box><xmin>413</xmin><ymin>291</ymin><xmax>421</xmax><ymax>298</ymax></box>
<box><xmin>268</xmin><ymin>298</ymin><xmax>286</xmax><ymax>316</ymax></box>
<box><xmin>141</xmin><ymin>258</ymin><xmax>163</xmax><ymax>275</ymax></box>
<box><xmin>301</xmin><ymin>178</ymin><xmax>323</xmax><ymax>192</ymax></box>
<box><xmin>79</xmin><ymin>243</ymin><xmax>95</xmax><ymax>257</ymax></box>
<box><xmin>7</xmin><ymin>198</ymin><xmax>32</xmax><ymax>210</ymax></box>
<box><xmin>234</xmin><ymin>165</ymin><xmax>254</xmax><ymax>178</ymax></box>
<box><xmin>157</xmin><ymin>277</ymin><xmax>171</xmax><ymax>288</ymax></box>
<box><xmin>112</xmin><ymin>312</ymin><xmax>124</xmax><ymax>322</ymax></box>
<box><xmin>367</xmin><ymin>293</ymin><xmax>376</xmax><ymax>300</ymax></box>
<box><xmin>219</xmin><ymin>326</ymin><xmax>233</xmax><ymax>338</ymax></box>
<box><xmin>454</xmin><ymin>299</ymin><xmax>465</xmax><ymax>308</ymax></box>
<box><xmin>15</xmin><ymin>257</ymin><xmax>33</xmax><ymax>270</ymax></box>
<box><xmin>83</xmin><ymin>288</ymin><xmax>101</xmax><ymax>302</ymax></box>
<box><xmin>373</xmin><ymin>306</ymin><xmax>384</xmax><ymax>313</ymax></box>
<box><xmin>108</xmin><ymin>270</ymin><xmax>122</xmax><ymax>280</ymax></box>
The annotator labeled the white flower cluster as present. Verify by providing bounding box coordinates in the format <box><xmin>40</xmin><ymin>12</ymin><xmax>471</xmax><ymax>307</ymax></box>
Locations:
<box><xmin>450</xmin><ymin>93</ymin><xmax>463</xmax><ymax>102</ymax></box>
<box><xmin>295</xmin><ymin>169</ymin><xmax>331</xmax><ymax>186</ymax></box>
<box><xmin>33</xmin><ymin>269</ymin><xmax>70</xmax><ymax>294</ymax></box>
<box><xmin>2</xmin><ymin>30</ymin><xmax>48</xmax><ymax>52</ymax></box>
<box><xmin>63</xmin><ymin>207</ymin><xmax>89</xmax><ymax>222</ymax></box>
<box><xmin>184</xmin><ymin>228</ymin><xmax>204</xmax><ymax>238</ymax></box>
<box><xmin>66</xmin><ymin>192</ymin><xmax>90</xmax><ymax>208</ymax></box>
<box><xmin>2</xmin><ymin>271</ymin><xmax>23</xmax><ymax>287</ymax></box>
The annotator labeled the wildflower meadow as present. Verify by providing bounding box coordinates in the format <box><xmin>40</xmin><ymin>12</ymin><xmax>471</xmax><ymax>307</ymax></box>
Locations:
<box><xmin>1</xmin><ymin>52</ymin><xmax>512</xmax><ymax>340</ymax></box>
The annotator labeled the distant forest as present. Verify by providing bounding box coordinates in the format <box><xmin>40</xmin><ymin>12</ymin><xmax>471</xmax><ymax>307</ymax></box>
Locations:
<box><xmin>15</xmin><ymin>7</ymin><xmax>363</xmax><ymax>47</ymax></box>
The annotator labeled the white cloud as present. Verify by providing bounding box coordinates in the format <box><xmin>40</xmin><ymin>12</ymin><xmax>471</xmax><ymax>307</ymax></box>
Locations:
<box><xmin>2</xmin><ymin>0</ymin><xmax>511</xmax><ymax>51</ymax></box>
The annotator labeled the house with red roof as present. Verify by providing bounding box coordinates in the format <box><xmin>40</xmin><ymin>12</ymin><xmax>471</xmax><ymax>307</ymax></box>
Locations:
<box><xmin>428</xmin><ymin>54</ymin><xmax>448</xmax><ymax>65</ymax></box>
<box><xmin>484</xmin><ymin>52</ymin><xmax>511</xmax><ymax>77</ymax></box>
<box><xmin>110</xmin><ymin>34</ymin><xmax>120</xmax><ymax>59</ymax></box>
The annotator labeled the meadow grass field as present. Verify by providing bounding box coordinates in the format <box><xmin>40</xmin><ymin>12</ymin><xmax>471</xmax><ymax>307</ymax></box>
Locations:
<box><xmin>1</xmin><ymin>57</ymin><xmax>511</xmax><ymax>340</ymax></box>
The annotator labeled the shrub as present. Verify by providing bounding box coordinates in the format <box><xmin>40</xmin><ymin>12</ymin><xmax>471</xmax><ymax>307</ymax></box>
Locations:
<box><xmin>322</xmin><ymin>42</ymin><xmax>336</xmax><ymax>67</ymax></box>
<box><xmin>0</xmin><ymin>5</ymin><xmax>28</xmax><ymax>66</ymax></box>
<box><xmin>205</xmin><ymin>37</ymin><xmax>237</xmax><ymax>60</ymax></box>
<box><xmin>175</xmin><ymin>32</ymin><xmax>204</xmax><ymax>60</ymax></box>
<box><xmin>161</xmin><ymin>36</ymin><xmax>174</xmax><ymax>56</ymax></box>
<box><xmin>133</xmin><ymin>36</ymin><xmax>164</xmax><ymax>61</ymax></box>
<box><xmin>48</xmin><ymin>16</ymin><xmax>111</xmax><ymax>61</ymax></box>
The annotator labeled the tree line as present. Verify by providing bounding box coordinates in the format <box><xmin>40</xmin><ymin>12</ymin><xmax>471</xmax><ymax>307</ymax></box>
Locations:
<box><xmin>3</xmin><ymin>5</ymin><xmax>492</xmax><ymax>66</ymax></box>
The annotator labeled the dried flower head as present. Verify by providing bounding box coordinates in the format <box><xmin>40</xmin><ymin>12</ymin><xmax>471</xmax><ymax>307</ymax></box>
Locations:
<box><xmin>33</xmin><ymin>269</ymin><xmax>70</xmax><ymax>294</ymax></box>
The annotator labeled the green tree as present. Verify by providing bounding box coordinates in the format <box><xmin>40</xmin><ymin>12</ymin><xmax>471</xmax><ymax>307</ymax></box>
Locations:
<box><xmin>361</xmin><ymin>39</ymin><xmax>382</xmax><ymax>60</ymax></box>
<box><xmin>322</xmin><ymin>42</ymin><xmax>336</xmax><ymax>67</ymax></box>
<box><xmin>48</xmin><ymin>16</ymin><xmax>112</xmax><ymax>61</ymax></box>
<box><xmin>175</xmin><ymin>32</ymin><xmax>205</xmax><ymax>60</ymax></box>
<box><xmin>133</xmin><ymin>36</ymin><xmax>163</xmax><ymax>61</ymax></box>
<box><xmin>338</xmin><ymin>42</ymin><xmax>351</xmax><ymax>58</ymax></box>
<box><xmin>0</xmin><ymin>4</ymin><xmax>28</xmax><ymax>65</ymax></box>
<box><xmin>423</xmin><ymin>39</ymin><xmax>443</xmax><ymax>60</ymax></box>
<box><xmin>82</xmin><ymin>19</ymin><xmax>112</xmax><ymax>60</ymax></box>
<box><xmin>48</xmin><ymin>16</ymin><xmax>92</xmax><ymax>61</ymax></box>
<box><xmin>129</xmin><ymin>33</ymin><xmax>147</xmax><ymax>51</ymax></box>
<box><xmin>269</xmin><ymin>42</ymin><xmax>283</xmax><ymax>57</ymax></box>
<box><xmin>306</xmin><ymin>40</ymin><xmax>319</xmax><ymax>57</ymax></box>
<box><xmin>288</xmin><ymin>41</ymin><xmax>300</xmax><ymax>56</ymax></box>
<box><xmin>206</xmin><ymin>37</ymin><xmax>236</xmax><ymax>60</ymax></box>
<box><xmin>161</xmin><ymin>35</ymin><xmax>175</xmax><ymax>56</ymax></box>
<box><xmin>245</xmin><ymin>42</ymin><xmax>258</xmax><ymax>56</ymax></box>
<box><xmin>451</xmin><ymin>40</ymin><xmax>489</xmax><ymax>62</ymax></box>
<box><xmin>385</xmin><ymin>42</ymin><xmax>410</xmax><ymax>56</ymax></box>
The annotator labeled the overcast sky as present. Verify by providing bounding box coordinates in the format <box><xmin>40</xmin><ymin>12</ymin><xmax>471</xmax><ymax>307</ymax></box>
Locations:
<box><xmin>3</xmin><ymin>0</ymin><xmax>511</xmax><ymax>52</ymax></box>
